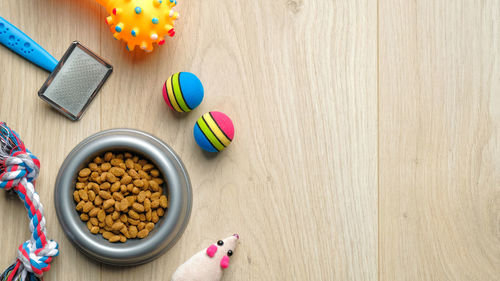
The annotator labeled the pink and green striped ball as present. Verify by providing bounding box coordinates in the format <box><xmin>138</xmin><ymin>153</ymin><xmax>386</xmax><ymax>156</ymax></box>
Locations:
<box><xmin>193</xmin><ymin>111</ymin><xmax>234</xmax><ymax>152</ymax></box>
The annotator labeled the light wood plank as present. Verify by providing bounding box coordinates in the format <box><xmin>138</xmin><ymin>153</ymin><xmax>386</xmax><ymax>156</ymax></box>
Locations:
<box><xmin>0</xmin><ymin>0</ymin><xmax>103</xmax><ymax>280</ymax></box>
<box><xmin>99</xmin><ymin>0</ymin><xmax>377</xmax><ymax>280</ymax></box>
<box><xmin>379</xmin><ymin>0</ymin><xmax>500</xmax><ymax>280</ymax></box>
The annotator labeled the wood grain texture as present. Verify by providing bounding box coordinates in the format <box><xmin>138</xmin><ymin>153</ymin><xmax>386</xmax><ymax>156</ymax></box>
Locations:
<box><xmin>0</xmin><ymin>0</ymin><xmax>377</xmax><ymax>280</ymax></box>
<box><xmin>379</xmin><ymin>0</ymin><xmax>500</xmax><ymax>280</ymax></box>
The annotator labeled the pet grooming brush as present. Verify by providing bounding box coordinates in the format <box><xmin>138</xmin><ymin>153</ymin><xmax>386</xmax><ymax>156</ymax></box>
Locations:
<box><xmin>0</xmin><ymin>16</ymin><xmax>113</xmax><ymax>121</ymax></box>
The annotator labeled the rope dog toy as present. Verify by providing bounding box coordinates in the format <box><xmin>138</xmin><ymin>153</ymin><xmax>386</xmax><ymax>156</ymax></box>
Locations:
<box><xmin>0</xmin><ymin>122</ymin><xmax>58</xmax><ymax>281</ymax></box>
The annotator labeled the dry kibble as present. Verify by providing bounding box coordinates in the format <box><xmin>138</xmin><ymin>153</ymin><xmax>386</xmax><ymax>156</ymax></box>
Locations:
<box><xmin>132</xmin><ymin>203</ymin><xmax>145</xmax><ymax>213</ymax></box>
<box><xmin>89</xmin><ymin>207</ymin><xmax>100</xmax><ymax>217</ymax></box>
<box><xmin>138</xmin><ymin>170</ymin><xmax>148</xmax><ymax>179</ymax></box>
<box><xmin>110</xmin><ymin>158</ymin><xmax>123</xmax><ymax>167</ymax></box>
<box><xmin>103</xmin><ymin>231</ymin><xmax>114</xmax><ymax>240</ymax></box>
<box><xmin>137</xmin><ymin>191</ymin><xmax>146</xmax><ymax>203</ymax></box>
<box><xmin>128</xmin><ymin>210</ymin><xmax>140</xmax><ymax>220</ymax></box>
<box><xmin>100</xmin><ymin>182</ymin><xmax>111</xmax><ymax>190</ymax></box>
<box><xmin>144</xmin><ymin>198</ymin><xmax>151</xmax><ymax>212</ymax></box>
<box><xmin>152</xmin><ymin>210</ymin><xmax>159</xmax><ymax>223</ymax></box>
<box><xmin>113</xmin><ymin>192</ymin><xmax>124</xmax><ymax>201</ymax></box>
<box><xmin>97</xmin><ymin>209</ymin><xmax>106</xmax><ymax>222</ymax></box>
<box><xmin>137</xmin><ymin>229</ymin><xmax>149</xmax><ymax>239</ymax></box>
<box><xmin>138</xmin><ymin>222</ymin><xmax>146</xmax><ymax>231</ymax></box>
<box><xmin>119</xmin><ymin>199</ymin><xmax>129</xmax><ymax>211</ymax></box>
<box><xmin>151</xmin><ymin>199</ymin><xmax>160</xmax><ymax>209</ymax></box>
<box><xmin>112</xmin><ymin>221</ymin><xmax>124</xmax><ymax>231</ymax></box>
<box><xmin>159</xmin><ymin>195</ymin><xmax>168</xmax><ymax>208</ymax></box>
<box><xmin>119</xmin><ymin>235</ymin><xmax>127</xmax><ymax>243</ymax></box>
<box><xmin>109</xmin><ymin>235</ymin><xmax>120</xmax><ymax>243</ymax></box>
<box><xmin>128</xmin><ymin>218</ymin><xmax>140</xmax><ymax>225</ymax></box>
<box><xmin>94</xmin><ymin>196</ymin><xmax>103</xmax><ymax>206</ymax></box>
<box><xmin>145</xmin><ymin>222</ymin><xmax>154</xmax><ymax>231</ymax></box>
<box><xmin>109</xmin><ymin>167</ymin><xmax>125</xmax><ymax>177</ymax></box>
<box><xmin>129</xmin><ymin>226</ymin><xmax>138</xmax><ymax>238</ymax></box>
<box><xmin>76</xmin><ymin>201</ymin><xmax>85</xmax><ymax>211</ymax></box>
<box><xmin>128</xmin><ymin>169</ymin><xmax>139</xmax><ymax>179</ymax></box>
<box><xmin>79</xmin><ymin>168</ymin><xmax>91</xmax><ymax>177</ymax></box>
<box><xmin>103</xmin><ymin>199</ymin><xmax>115</xmax><ymax>209</ymax></box>
<box><xmin>73</xmin><ymin>191</ymin><xmax>81</xmax><ymax>203</ymax></box>
<box><xmin>75</xmin><ymin>151</ymin><xmax>166</xmax><ymax>243</ymax></box>
<box><xmin>78</xmin><ymin>190</ymin><xmax>88</xmax><ymax>201</ymax></box>
<box><xmin>120</xmin><ymin>214</ymin><xmax>128</xmax><ymax>223</ymax></box>
<box><xmin>88</xmin><ymin>190</ymin><xmax>96</xmax><ymax>202</ymax></box>
<box><xmin>104</xmin><ymin>152</ymin><xmax>113</xmax><ymax>162</ymax></box>
<box><xmin>133</xmin><ymin>179</ymin><xmax>144</xmax><ymax>188</ymax></box>
<box><xmin>83</xmin><ymin>202</ymin><xmax>93</xmax><ymax>213</ymax></box>
<box><xmin>150</xmin><ymin>169</ymin><xmax>160</xmax><ymax>177</ymax></box>
<box><xmin>142</xmin><ymin>164</ymin><xmax>154</xmax><ymax>172</ymax></box>
<box><xmin>110</xmin><ymin>182</ymin><xmax>121</xmax><ymax>192</ymax></box>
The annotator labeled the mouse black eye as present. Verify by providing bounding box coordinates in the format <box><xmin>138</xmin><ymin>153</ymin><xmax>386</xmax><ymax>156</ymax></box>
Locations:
<box><xmin>227</xmin><ymin>250</ymin><xmax>233</xmax><ymax>256</ymax></box>
<box><xmin>217</xmin><ymin>240</ymin><xmax>224</xmax><ymax>246</ymax></box>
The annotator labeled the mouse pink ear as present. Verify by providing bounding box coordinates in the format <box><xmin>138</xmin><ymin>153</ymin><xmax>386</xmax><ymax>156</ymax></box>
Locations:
<box><xmin>206</xmin><ymin>244</ymin><xmax>217</xmax><ymax>258</ymax></box>
<box><xmin>220</xmin><ymin>256</ymin><xmax>230</xmax><ymax>269</ymax></box>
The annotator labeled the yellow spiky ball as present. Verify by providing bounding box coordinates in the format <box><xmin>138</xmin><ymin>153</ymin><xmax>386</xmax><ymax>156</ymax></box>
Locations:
<box><xmin>97</xmin><ymin>0</ymin><xmax>179</xmax><ymax>52</ymax></box>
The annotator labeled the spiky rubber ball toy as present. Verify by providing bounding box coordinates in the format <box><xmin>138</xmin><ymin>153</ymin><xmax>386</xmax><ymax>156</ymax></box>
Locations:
<box><xmin>97</xmin><ymin>0</ymin><xmax>179</xmax><ymax>52</ymax></box>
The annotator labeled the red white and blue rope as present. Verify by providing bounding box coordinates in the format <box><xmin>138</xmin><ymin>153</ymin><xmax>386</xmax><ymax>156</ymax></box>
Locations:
<box><xmin>0</xmin><ymin>122</ymin><xmax>58</xmax><ymax>281</ymax></box>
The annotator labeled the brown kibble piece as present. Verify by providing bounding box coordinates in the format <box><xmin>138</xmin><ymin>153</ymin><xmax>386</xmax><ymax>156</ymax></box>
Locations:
<box><xmin>100</xmin><ymin>182</ymin><xmax>111</xmax><ymax>190</ymax></box>
<box><xmin>94</xmin><ymin>196</ymin><xmax>103</xmax><ymax>206</ymax></box>
<box><xmin>105</xmin><ymin>215</ymin><xmax>113</xmax><ymax>227</ymax></box>
<box><xmin>109</xmin><ymin>167</ymin><xmax>125</xmax><ymax>177</ymax></box>
<box><xmin>157</xmin><ymin>208</ymin><xmax>165</xmax><ymax>217</ymax></box>
<box><xmin>138</xmin><ymin>170</ymin><xmax>148</xmax><ymax>179</ymax></box>
<box><xmin>110</xmin><ymin>182</ymin><xmax>121</xmax><ymax>192</ymax></box>
<box><xmin>128</xmin><ymin>210</ymin><xmax>140</xmax><ymax>220</ymax></box>
<box><xmin>103</xmin><ymin>231</ymin><xmax>114</xmax><ymax>240</ymax></box>
<box><xmin>137</xmin><ymin>229</ymin><xmax>149</xmax><ymax>239</ymax></box>
<box><xmin>159</xmin><ymin>195</ymin><xmax>168</xmax><ymax>208</ymax></box>
<box><xmin>80</xmin><ymin>213</ymin><xmax>89</xmax><ymax>221</ymax></box>
<box><xmin>120</xmin><ymin>214</ymin><xmax>128</xmax><ymax>223</ymax></box>
<box><xmin>139</xmin><ymin>213</ymin><xmax>146</xmax><ymax>221</ymax></box>
<box><xmin>119</xmin><ymin>199</ymin><xmax>129</xmax><ymax>211</ymax></box>
<box><xmin>97</xmin><ymin>209</ymin><xmax>106</xmax><ymax>222</ymax></box>
<box><xmin>103</xmin><ymin>199</ymin><xmax>115</xmax><ymax>209</ymax></box>
<box><xmin>145</xmin><ymin>222</ymin><xmax>154</xmax><ymax>231</ymax></box>
<box><xmin>112</xmin><ymin>211</ymin><xmax>120</xmax><ymax>220</ymax></box>
<box><xmin>110</xmin><ymin>158</ymin><xmax>123</xmax><ymax>167</ymax></box>
<box><xmin>94</xmin><ymin>156</ymin><xmax>103</xmax><ymax>164</ymax></box>
<box><xmin>73</xmin><ymin>191</ymin><xmax>81</xmax><ymax>203</ymax></box>
<box><xmin>152</xmin><ymin>210</ymin><xmax>159</xmax><ymax>223</ymax></box>
<box><xmin>138</xmin><ymin>222</ymin><xmax>146</xmax><ymax>231</ymax></box>
<box><xmin>76</xmin><ymin>201</ymin><xmax>85</xmax><ymax>211</ymax></box>
<box><xmin>129</xmin><ymin>226</ymin><xmax>138</xmax><ymax>238</ymax></box>
<box><xmin>149</xmin><ymin>180</ymin><xmax>159</xmax><ymax>191</ymax></box>
<box><xmin>113</xmin><ymin>192</ymin><xmax>124</xmax><ymax>201</ymax></box>
<box><xmin>132</xmin><ymin>187</ymin><xmax>140</xmax><ymax>194</ymax></box>
<box><xmin>90</xmin><ymin>226</ymin><xmax>99</xmax><ymax>234</ymax></box>
<box><xmin>83</xmin><ymin>202</ymin><xmax>93</xmax><ymax>213</ymax></box>
<box><xmin>142</xmin><ymin>164</ymin><xmax>154</xmax><ymax>172</ymax></box>
<box><xmin>119</xmin><ymin>235</ymin><xmax>127</xmax><ymax>243</ymax></box>
<box><xmin>104</xmin><ymin>152</ymin><xmax>113</xmax><ymax>162</ymax></box>
<box><xmin>78</xmin><ymin>190</ymin><xmax>88</xmax><ymax>201</ymax></box>
<box><xmin>132</xmin><ymin>203</ymin><xmax>145</xmax><ymax>212</ymax></box>
<box><xmin>144</xmin><ymin>198</ymin><xmax>151</xmax><ymax>212</ymax></box>
<box><xmin>133</xmin><ymin>179</ymin><xmax>144</xmax><ymax>188</ymax></box>
<box><xmin>111</xmin><ymin>221</ymin><xmax>124</xmax><ymax>231</ymax></box>
<box><xmin>146</xmin><ymin>209</ymin><xmax>152</xmax><ymax>221</ymax></box>
<box><xmin>109</xmin><ymin>235</ymin><xmax>120</xmax><ymax>243</ymax></box>
<box><xmin>99</xmin><ymin>190</ymin><xmax>111</xmax><ymax>200</ymax></box>
<box><xmin>79</xmin><ymin>168</ymin><xmax>91</xmax><ymax>177</ymax></box>
<box><xmin>150</xmin><ymin>169</ymin><xmax>160</xmax><ymax>177</ymax></box>
<box><xmin>76</xmin><ymin>182</ymin><xmax>85</xmax><ymax>189</ymax></box>
<box><xmin>89</xmin><ymin>207</ymin><xmax>100</xmax><ymax>217</ymax></box>
<box><xmin>101</xmin><ymin>162</ymin><xmax>111</xmax><ymax>171</ymax></box>
<box><xmin>137</xmin><ymin>191</ymin><xmax>146</xmax><ymax>203</ymax></box>
<box><xmin>151</xmin><ymin>199</ymin><xmax>160</xmax><ymax>209</ymax></box>
<box><xmin>88</xmin><ymin>190</ymin><xmax>96</xmax><ymax>202</ymax></box>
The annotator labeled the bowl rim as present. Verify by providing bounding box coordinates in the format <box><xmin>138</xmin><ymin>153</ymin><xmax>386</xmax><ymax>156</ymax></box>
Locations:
<box><xmin>54</xmin><ymin>128</ymin><xmax>192</xmax><ymax>266</ymax></box>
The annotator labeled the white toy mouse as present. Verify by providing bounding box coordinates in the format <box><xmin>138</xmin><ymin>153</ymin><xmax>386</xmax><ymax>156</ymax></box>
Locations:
<box><xmin>171</xmin><ymin>234</ymin><xmax>239</xmax><ymax>281</ymax></box>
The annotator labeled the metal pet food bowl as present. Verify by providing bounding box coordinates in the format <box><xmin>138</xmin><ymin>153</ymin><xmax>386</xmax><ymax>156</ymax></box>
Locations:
<box><xmin>54</xmin><ymin>129</ymin><xmax>192</xmax><ymax>266</ymax></box>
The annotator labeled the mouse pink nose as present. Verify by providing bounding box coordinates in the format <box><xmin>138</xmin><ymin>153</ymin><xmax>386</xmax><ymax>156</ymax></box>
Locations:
<box><xmin>233</xmin><ymin>234</ymin><xmax>239</xmax><ymax>239</ymax></box>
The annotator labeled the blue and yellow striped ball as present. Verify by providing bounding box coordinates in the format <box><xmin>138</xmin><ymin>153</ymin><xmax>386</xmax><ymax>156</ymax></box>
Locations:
<box><xmin>162</xmin><ymin>72</ymin><xmax>204</xmax><ymax>112</ymax></box>
<box><xmin>193</xmin><ymin>111</ymin><xmax>235</xmax><ymax>152</ymax></box>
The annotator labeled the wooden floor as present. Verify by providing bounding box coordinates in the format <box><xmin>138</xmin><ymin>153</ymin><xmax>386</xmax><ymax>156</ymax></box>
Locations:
<box><xmin>0</xmin><ymin>0</ymin><xmax>498</xmax><ymax>280</ymax></box>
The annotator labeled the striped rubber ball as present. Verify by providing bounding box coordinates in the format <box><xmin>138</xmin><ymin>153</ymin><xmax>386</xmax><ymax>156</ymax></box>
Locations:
<box><xmin>163</xmin><ymin>72</ymin><xmax>204</xmax><ymax>112</ymax></box>
<box><xmin>193</xmin><ymin>111</ymin><xmax>235</xmax><ymax>152</ymax></box>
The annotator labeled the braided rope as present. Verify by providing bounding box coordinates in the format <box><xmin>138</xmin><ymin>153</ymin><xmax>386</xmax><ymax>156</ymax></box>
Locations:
<box><xmin>0</xmin><ymin>123</ymin><xmax>58</xmax><ymax>281</ymax></box>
